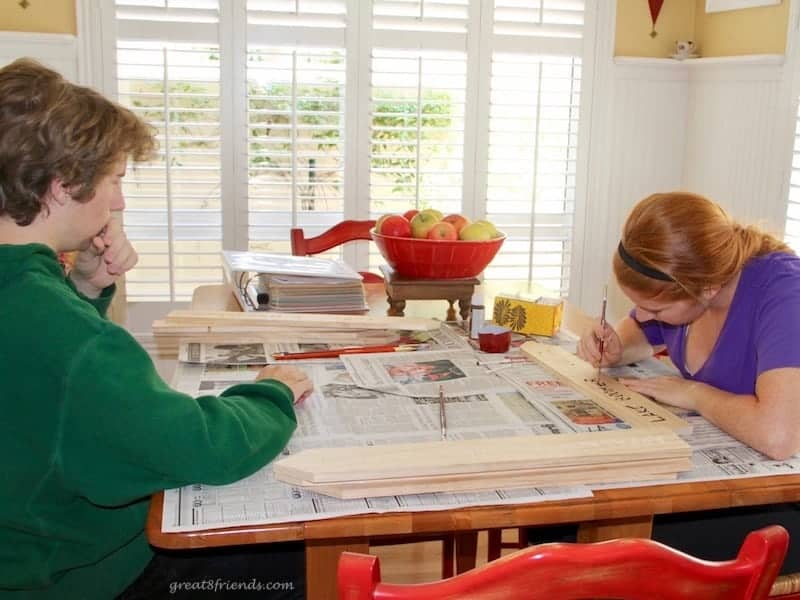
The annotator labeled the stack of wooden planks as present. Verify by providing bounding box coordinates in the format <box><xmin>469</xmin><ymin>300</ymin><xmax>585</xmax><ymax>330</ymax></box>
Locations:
<box><xmin>151</xmin><ymin>309</ymin><xmax>441</xmax><ymax>356</ymax></box>
<box><xmin>274</xmin><ymin>427</ymin><xmax>692</xmax><ymax>499</ymax></box>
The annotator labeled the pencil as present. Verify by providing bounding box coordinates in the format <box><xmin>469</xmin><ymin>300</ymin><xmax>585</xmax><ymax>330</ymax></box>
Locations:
<box><xmin>272</xmin><ymin>343</ymin><xmax>423</xmax><ymax>360</ymax></box>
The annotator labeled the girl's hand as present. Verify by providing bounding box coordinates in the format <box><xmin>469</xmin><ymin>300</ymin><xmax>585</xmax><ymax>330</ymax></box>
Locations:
<box><xmin>618</xmin><ymin>376</ymin><xmax>703</xmax><ymax>411</ymax></box>
<box><xmin>576</xmin><ymin>321</ymin><xmax>623</xmax><ymax>367</ymax></box>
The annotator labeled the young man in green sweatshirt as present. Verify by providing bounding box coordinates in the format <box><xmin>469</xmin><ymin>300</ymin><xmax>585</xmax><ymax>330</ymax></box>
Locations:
<box><xmin>0</xmin><ymin>58</ymin><xmax>312</xmax><ymax>599</ymax></box>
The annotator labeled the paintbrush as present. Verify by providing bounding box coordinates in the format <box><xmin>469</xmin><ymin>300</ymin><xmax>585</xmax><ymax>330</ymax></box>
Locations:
<box><xmin>272</xmin><ymin>343</ymin><xmax>425</xmax><ymax>360</ymax></box>
<box><xmin>597</xmin><ymin>284</ymin><xmax>608</xmax><ymax>380</ymax></box>
<box><xmin>439</xmin><ymin>384</ymin><xmax>447</xmax><ymax>441</ymax></box>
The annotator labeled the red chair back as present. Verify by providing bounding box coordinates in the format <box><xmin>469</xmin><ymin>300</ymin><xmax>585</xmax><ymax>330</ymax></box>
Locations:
<box><xmin>290</xmin><ymin>220</ymin><xmax>382</xmax><ymax>283</ymax></box>
<box><xmin>338</xmin><ymin>525</ymin><xmax>788</xmax><ymax>600</ymax></box>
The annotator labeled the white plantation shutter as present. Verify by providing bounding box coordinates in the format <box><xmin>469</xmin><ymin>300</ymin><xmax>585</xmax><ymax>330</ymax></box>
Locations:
<box><xmin>115</xmin><ymin>0</ymin><xmax>223</xmax><ymax>301</ymax></box>
<box><xmin>785</xmin><ymin>102</ymin><xmax>800</xmax><ymax>252</ymax></box>
<box><xmin>492</xmin><ymin>0</ymin><xmax>583</xmax><ymax>41</ymax></box>
<box><xmin>369</xmin><ymin>49</ymin><xmax>466</xmax><ymax>215</ymax></box>
<box><xmin>245</xmin><ymin>1</ymin><xmax>350</xmax><ymax>260</ymax></box>
<box><xmin>106</xmin><ymin>0</ymin><xmax>590</xmax><ymax>303</ymax></box>
<box><xmin>367</xmin><ymin>0</ymin><xmax>470</xmax><ymax>278</ymax></box>
<box><xmin>483</xmin><ymin>0</ymin><xmax>583</xmax><ymax>294</ymax></box>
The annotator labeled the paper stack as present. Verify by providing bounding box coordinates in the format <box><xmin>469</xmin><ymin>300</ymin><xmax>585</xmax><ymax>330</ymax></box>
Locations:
<box><xmin>222</xmin><ymin>250</ymin><xmax>368</xmax><ymax>314</ymax></box>
<box><xmin>257</xmin><ymin>274</ymin><xmax>368</xmax><ymax>313</ymax></box>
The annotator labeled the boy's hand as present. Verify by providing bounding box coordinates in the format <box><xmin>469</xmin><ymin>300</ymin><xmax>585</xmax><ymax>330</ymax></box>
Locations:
<box><xmin>256</xmin><ymin>365</ymin><xmax>314</xmax><ymax>405</ymax></box>
<box><xmin>70</xmin><ymin>215</ymin><xmax>138</xmax><ymax>297</ymax></box>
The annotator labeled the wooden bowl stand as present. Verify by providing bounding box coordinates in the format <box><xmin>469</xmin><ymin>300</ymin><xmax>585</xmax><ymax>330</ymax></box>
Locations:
<box><xmin>379</xmin><ymin>265</ymin><xmax>479</xmax><ymax>322</ymax></box>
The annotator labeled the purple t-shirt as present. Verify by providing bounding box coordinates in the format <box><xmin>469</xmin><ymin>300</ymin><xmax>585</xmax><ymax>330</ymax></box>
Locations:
<box><xmin>635</xmin><ymin>252</ymin><xmax>800</xmax><ymax>395</ymax></box>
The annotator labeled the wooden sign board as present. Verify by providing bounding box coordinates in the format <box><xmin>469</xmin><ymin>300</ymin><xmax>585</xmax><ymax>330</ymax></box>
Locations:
<box><xmin>520</xmin><ymin>341</ymin><xmax>691</xmax><ymax>435</ymax></box>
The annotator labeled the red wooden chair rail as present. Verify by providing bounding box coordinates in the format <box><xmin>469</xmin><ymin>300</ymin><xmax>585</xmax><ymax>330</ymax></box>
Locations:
<box><xmin>290</xmin><ymin>220</ymin><xmax>383</xmax><ymax>283</ymax></box>
<box><xmin>338</xmin><ymin>525</ymin><xmax>789</xmax><ymax>600</ymax></box>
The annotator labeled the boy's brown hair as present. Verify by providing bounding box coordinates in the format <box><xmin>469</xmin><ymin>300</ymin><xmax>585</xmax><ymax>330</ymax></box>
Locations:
<box><xmin>0</xmin><ymin>58</ymin><xmax>156</xmax><ymax>226</ymax></box>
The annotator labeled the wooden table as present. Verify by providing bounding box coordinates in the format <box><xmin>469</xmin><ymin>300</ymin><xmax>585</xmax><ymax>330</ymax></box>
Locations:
<box><xmin>147</xmin><ymin>475</ymin><xmax>800</xmax><ymax>599</ymax></box>
<box><xmin>147</xmin><ymin>284</ymin><xmax>800</xmax><ymax>599</ymax></box>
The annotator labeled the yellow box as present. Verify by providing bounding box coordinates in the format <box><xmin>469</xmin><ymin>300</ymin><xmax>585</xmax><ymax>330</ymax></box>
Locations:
<box><xmin>492</xmin><ymin>294</ymin><xmax>563</xmax><ymax>337</ymax></box>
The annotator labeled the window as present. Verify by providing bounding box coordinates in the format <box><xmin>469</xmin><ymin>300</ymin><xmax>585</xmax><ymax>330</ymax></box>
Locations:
<box><xmin>109</xmin><ymin>0</ymin><xmax>589</xmax><ymax>302</ymax></box>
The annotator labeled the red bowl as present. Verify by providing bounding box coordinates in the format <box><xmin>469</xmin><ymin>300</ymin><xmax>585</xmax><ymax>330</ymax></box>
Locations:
<box><xmin>371</xmin><ymin>230</ymin><xmax>505</xmax><ymax>279</ymax></box>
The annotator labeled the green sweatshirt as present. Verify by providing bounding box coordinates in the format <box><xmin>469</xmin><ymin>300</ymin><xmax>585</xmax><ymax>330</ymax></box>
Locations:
<box><xmin>0</xmin><ymin>244</ymin><xmax>298</xmax><ymax>599</ymax></box>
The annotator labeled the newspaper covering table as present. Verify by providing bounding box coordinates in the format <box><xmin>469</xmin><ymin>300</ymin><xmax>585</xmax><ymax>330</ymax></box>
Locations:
<box><xmin>161</xmin><ymin>330</ymin><xmax>800</xmax><ymax>533</ymax></box>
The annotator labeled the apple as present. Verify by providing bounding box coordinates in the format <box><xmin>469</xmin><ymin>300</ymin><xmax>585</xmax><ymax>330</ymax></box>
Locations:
<box><xmin>426</xmin><ymin>221</ymin><xmax>458</xmax><ymax>241</ymax></box>
<box><xmin>442</xmin><ymin>213</ymin><xmax>471</xmax><ymax>234</ymax></box>
<box><xmin>378</xmin><ymin>215</ymin><xmax>412</xmax><ymax>237</ymax></box>
<box><xmin>459</xmin><ymin>222</ymin><xmax>493</xmax><ymax>241</ymax></box>
<box><xmin>419</xmin><ymin>208</ymin><xmax>444</xmax><ymax>222</ymax></box>
<box><xmin>475</xmin><ymin>219</ymin><xmax>501</xmax><ymax>238</ymax></box>
<box><xmin>403</xmin><ymin>209</ymin><xmax>420</xmax><ymax>221</ymax></box>
<box><xmin>410</xmin><ymin>211</ymin><xmax>440</xmax><ymax>238</ymax></box>
<box><xmin>375</xmin><ymin>214</ymin><xmax>393</xmax><ymax>233</ymax></box>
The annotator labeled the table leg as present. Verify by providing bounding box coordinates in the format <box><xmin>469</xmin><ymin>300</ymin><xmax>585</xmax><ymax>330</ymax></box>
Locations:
<box><xmin>576</xmin><ymin>515</ymin><xmax>654</xmax><ymax>542</ymax></box>
<box><xmin>306</xmin><ymin>537</ymin><xmax>369</xmax><ymax>600</ymax></box>
<box><xmin>454</xmin><ymin>531</ymin><xmax>479</xmax><ymax>573</ymax></box>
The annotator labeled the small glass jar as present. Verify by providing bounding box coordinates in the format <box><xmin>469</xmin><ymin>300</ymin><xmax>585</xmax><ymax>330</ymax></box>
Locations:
<box><xmin>469</xmin><ymin>294</ymin><xmax>485</xmax><ymax>339</ymax></box>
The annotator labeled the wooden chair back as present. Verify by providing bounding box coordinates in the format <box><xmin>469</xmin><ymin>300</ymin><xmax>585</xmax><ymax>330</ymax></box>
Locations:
<box><xmin>290</xmin><ymin>220</ymin><xmax>382</xmax><ymax>283</ymax></box>
<box><xmin>338</xmin><ymin>525</ymin><xmax>789</xmax><ymax>600</ymax></box>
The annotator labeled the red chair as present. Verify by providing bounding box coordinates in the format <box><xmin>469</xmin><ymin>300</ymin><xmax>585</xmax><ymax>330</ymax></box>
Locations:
<box><xmin>290</xmin><ymin>220</ymin><xmax>383</xmax><ymax>283</ymax></box>
<box><xmin>338</xmin><ymin>525</ymin><xmax>788</xmax><ymax>600</ymax></box>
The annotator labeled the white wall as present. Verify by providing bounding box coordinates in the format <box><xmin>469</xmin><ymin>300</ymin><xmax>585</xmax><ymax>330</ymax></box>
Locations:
<box><xmin>574</xmin><ymin>53</ymin><xmax>799</xmax><ymax>323</ymax></box>
<box><xmin>685</xmin><ymin>58</ymin><xmax>795</xmax><ymax>229</ymax></box>
<box><xmin>0</xmin><ymin>31</ymin><xmax>77</xmax><ymax>78</ymax></box>
<box><xmin>575</xmin><ymin>57</ymin><xmax>689</xmax><ymax>321</ymax></box>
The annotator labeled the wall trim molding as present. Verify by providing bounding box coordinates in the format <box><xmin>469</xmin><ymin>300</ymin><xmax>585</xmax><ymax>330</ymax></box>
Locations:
<box><xmin>615</xmin><ymin>54</ymin><xmax>785</xmax><ymax>67</ymax></box>
<box><xmin>0</xmin><ymin>31</ymin><xmax>78</xmax><ymax>79</ymax></box>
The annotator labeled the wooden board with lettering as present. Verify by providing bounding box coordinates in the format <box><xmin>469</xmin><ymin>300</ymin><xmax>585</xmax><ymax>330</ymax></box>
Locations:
<box><xmin>520</xmin><ymin>341</ymin><xmax>691</xmax><ymax>435</ymax></box>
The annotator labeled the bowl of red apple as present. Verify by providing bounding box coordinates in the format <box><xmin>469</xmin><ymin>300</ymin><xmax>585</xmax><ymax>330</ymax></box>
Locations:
<box><xmin>371</xmin><ymin>209</ymin><xmax>505</xmax><ymax>279</ymax></box>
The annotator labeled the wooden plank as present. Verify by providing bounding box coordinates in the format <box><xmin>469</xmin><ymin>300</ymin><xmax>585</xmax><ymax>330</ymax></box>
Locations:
<box><xmin>276</xmin><ymin>428</ymin><xmax>689</xmax><ymax>484</ymax></box>
<box><xmin>520</xmin><ymin>341</ymin><xmax>691</xmax><ymax>434</ymax></box>
<box><xmin>153</xmin><ymin>325</ymin><xmax>398</xmax><ymax>341</ymax></box>
<box><xmin>163</xmin><ymin>309</ymin><xmax>440</xmax><ymax>331</ymax></box>
<box><xmin>274</xmin><ymin>428</ymin><xmax>692</xmax><ymax>498</ymax></box>
<box><xmin>285</xmin><ymin>458</ymin><xmax>691</xmax><ymax>499</ymax></box>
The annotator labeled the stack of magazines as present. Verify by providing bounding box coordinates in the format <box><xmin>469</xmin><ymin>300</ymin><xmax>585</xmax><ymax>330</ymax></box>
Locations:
<box><xmin>222</xmin><ymin>250</ymin><xmax>369</xmax><ymax>314</ymax></box>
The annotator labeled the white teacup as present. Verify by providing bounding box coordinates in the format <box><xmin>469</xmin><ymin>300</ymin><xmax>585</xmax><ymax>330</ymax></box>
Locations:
<box><xmin>675</xmin><ymin>40</ymin><xmax>697</xmax><ymax>58</ymax></box>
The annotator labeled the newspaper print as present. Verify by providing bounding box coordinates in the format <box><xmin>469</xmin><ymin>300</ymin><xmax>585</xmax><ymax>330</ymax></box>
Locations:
<box><xmin>163</xmin><ymin>341</ymin><xmax>800</xmax><ymax>532</ymax></box>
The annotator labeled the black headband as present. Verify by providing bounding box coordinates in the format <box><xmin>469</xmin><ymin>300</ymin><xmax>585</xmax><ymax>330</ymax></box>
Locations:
<box><xmin>617</xmin><ymin>242</ymin><xmax>674</xmax><ymax>282</ymax></box>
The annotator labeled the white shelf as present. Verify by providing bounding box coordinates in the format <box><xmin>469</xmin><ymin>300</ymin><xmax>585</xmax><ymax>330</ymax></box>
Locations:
<box><xmin>614</xmin><ymin>54</ymin><xmax>784</xmax><ymax>67</ymax></box>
